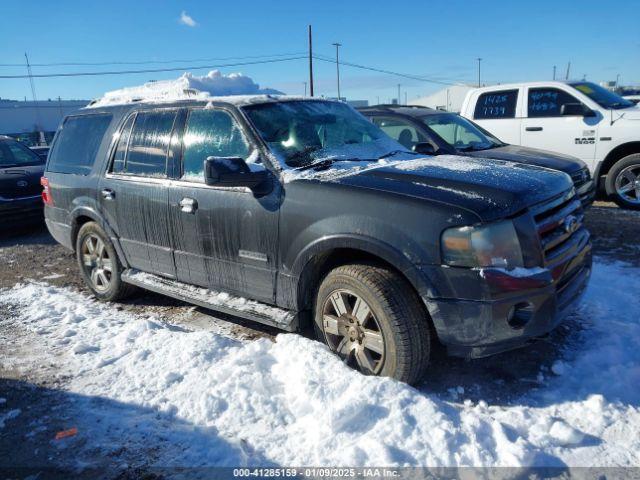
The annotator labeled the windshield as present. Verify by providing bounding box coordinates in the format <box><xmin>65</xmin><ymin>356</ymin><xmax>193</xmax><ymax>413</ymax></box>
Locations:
<box><xmin>421</xmin><ymin>113</ymin><xmax>502</xmax><ymax>152</ymax></box>
<box><xmin>570</xmin><ymin>82</ymin><xmax>634</xmax><ymax>110</ymax></box>
<box><xmin>242</xmin><ymin>100</ymin><xmax>408</xmax><ymax>168</ymax></box>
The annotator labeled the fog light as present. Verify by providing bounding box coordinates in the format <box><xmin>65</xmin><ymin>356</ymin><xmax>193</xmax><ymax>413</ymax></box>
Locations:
<box><xmin>507</xmin><ymin>302</ymin><xmax>534</xmax><ymax>329</ymax></box>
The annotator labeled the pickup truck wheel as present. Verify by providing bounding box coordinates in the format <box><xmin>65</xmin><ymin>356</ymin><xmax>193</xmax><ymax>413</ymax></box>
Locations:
<box><xmin>314</xmin><ymin>264</ymin><xmax>430</xmax><ymax>385</ymax></box>
<box><xmin>76</xmin><ymin>222</ymin><xmax>136</xmax><ymax>302</ymax></box>
<box><xmin>607</xmin><ymin>154</ymin><xmax>640</xmax><ymax>210</ymax></box>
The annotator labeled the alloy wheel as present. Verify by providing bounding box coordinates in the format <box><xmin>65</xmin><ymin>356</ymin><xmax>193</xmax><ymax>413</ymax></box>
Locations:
<box><xmin>615</xmin><ymin>165</ymin><xmax>640</xmax><ymax>205</ymax></box>
<box><xmin>321</xmin><ymin>289</ymin><xmax>385</xmax><ymax>374</ymax></box>
<box><xmin>81</xmin><ymin>234</ymin><xmax>113</xmax><ymax>292</ymax></box>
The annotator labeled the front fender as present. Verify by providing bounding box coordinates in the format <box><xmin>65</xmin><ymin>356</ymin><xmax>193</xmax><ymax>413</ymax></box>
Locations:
<box><xmin>279</xmin><ymin>233</ymin><xmax>439</xmax><ymax>311</ymax></box>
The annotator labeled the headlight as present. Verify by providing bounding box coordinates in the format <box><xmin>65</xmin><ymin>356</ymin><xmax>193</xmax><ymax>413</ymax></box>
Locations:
<box><xmin>441</xmin><ymin>220</ymin><xmax>524</xmax><ymax>269</ymax></box>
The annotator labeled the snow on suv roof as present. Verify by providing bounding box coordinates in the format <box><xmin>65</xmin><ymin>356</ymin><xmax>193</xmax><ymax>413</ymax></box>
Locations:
<box><xmin>86</xmin><ymin>70</ymin><xmax>292</xmax><ymax>109</ymax></box>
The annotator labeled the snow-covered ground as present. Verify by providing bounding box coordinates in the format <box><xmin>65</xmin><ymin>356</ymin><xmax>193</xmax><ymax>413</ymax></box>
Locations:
<box><xmin>0</xmin><ymin>259</ymin><xmax>638</xmax><ymax>471</ymax></box>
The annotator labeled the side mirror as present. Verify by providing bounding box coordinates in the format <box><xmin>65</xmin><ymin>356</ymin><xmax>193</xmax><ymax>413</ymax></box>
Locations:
<box><xmin>561</xmin><ymin>103</ymin><xmax>596</xmax><ymax>117</ymax></box>
<box><xmin>204</xmin><ymin>156</ymin><xmax>270</xmax><ymax>192</ymax></box>
<box><xmin>413</xmin><ymin>142</ymin><xmax>436</xmax><ymax>155</ymax></box>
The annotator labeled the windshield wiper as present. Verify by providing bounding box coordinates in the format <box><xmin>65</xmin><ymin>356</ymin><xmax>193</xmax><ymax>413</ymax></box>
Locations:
<box><xmin>378</xmin><ymin>149</ymin><xmax>419</xmax><ymax>159</ymax></box>
<box><xmin>295</xmin><ymin>157</ymin><xmax>374</xmax><ymax>172</ymax></box>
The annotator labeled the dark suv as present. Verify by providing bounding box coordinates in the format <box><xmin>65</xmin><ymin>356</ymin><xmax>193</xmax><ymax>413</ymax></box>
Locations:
<box><xmin>43</xmin><ymin>97</ymin><xmax>592</xmax><ymax>384</ymax></box>
<box><xmin>359</xmin><ymin>105</ymin><xmax>596</xmax><ymax>207</ymax></box>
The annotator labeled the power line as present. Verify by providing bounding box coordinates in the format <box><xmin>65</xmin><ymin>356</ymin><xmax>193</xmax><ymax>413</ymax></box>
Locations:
<box><xmin>0</xmin><ymin>56</ymin><xmax>307</xmax><ymax>79</ymax></box>
<box><xmin>312</xmin><ymin>54</ymin><xmax>464</xmax><ymax>86</ymax></box>
<box><xmin>0</xmin><ymin>52</ymin><xmax>307</xmax><ymax>68</ymax></box>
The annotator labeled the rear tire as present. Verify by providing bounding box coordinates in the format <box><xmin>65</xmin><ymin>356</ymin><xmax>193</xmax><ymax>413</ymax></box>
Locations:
<box><xmin>606</xmin><ymin>154</ymin><xmax>640</xmax><ymax>210</ymax></box>
<box><xmin>76</xmin><ymin>222</ymin><xmax>136</xmax><ymax>302</ymax></box>
<box><xmin>313</xmin><ymin>263</ymin><xmax>431</xmax><ymax>385</ymax></box>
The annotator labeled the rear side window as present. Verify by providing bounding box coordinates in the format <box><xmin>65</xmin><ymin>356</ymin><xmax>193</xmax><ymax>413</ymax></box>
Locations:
<box><xmin>111</xmin><ymin>110</ymin><xmax>177</xmax><ymax>177</ymax></box>
<box><xmin>47</xmin><ymin>114</ymin><xmax>113</xmax><ymax>175</ymax></box>
<box><xmin>474</xmin><ymin>90</ymin><xmax>518</xmax><ymax>119</ymax></box>
<box><xmin>528</xmin><ymin>88</ymin><xmax>581</xmax><ymax>117</ymax></box>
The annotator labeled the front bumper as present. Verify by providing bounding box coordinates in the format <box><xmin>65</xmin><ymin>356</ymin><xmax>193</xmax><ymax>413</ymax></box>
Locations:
<box><xmin>0</xmin><ymin>195</ymin><xmax>43</xmax><ymax>226</ymax></box>
<box><xmin>420</xmin><ymin>233</ymin><xmax>592</xmax><ymax>359</ymax></box>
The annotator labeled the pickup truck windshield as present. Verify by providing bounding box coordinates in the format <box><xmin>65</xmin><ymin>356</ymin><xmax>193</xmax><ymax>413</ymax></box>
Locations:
<box><xmin>570</xmin><ymin>81</ymin><xmax>634</xmax><ymax>110</ymax></box>
<box><xmin>242</xmin><ymin>100</ymin><xmax>407</xmax><ymax>169</ymax></box>
<box><xmin>421</xmin><ymin>113</ymin><xmax>502</xmax><ymax>152</ymax></box>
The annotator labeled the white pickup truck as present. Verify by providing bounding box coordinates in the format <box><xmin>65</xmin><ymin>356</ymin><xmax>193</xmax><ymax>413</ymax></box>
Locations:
<box><xmin>460</xmin><ymin>81</ymin><xmax>640</xmax><ymax>209</ymax></box>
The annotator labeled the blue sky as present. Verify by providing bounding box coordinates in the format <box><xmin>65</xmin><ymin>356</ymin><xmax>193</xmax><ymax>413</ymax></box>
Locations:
<box><xmin>1</xmin><ymin>0</ymin><xmax>638</xmax><ymax>103</ymax></box>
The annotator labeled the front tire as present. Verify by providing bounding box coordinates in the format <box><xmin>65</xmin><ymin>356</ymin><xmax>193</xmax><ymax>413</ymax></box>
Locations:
<box><xmin>607</xmin><ymin>154</ymin><xmax>640</xmax><ymax>210</ymax></box>
<box><xmin>76</xmin><ymin>222</ymin><xmax>136</xmax><ymax>301</ymax></box>
<box><xmin>314</xmin><ymin>264</ymin><xmax>431</xmax><ymax>385</ymax></box>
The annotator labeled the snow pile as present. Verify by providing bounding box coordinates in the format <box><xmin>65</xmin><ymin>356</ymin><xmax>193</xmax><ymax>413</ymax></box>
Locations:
<box><xmin>1</xmin><ymin>260</ymin><xmax>639</xmax><ymax>469</ymax></box>
<box><xmin>87</xmin><ymin>70</ymin><xmax>284</xmax><ymax>108</ymax></box>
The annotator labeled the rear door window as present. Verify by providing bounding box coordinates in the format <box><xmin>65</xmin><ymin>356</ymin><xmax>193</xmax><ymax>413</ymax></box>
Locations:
<box><xmin>111</xmin><ymin>110</ymin><xmax>178</xmax><ymax>177</ymax></box>
<box><xmin>181</xmin><ymin>109</ymin><xmax>250</xmax><ymax>182</ymax></box>
<box><xmin>527</xmin><ymin>88</ymin><xmax>581</xmax><ymax>117</ymax></box>
<box><xmin>47</xmin><ymin>114</ymin><xmax>113</xmax><ymax>175</ymax></box>
<box><xmin>474</xmin><ymin>90</ymin><xmax>518</xmax><ymax>119</ymax></box>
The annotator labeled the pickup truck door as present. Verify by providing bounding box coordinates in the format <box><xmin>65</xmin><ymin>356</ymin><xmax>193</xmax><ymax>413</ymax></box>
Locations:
<box><xmin>520</xmin><ymin>86</ymin><xmax>598</xmax><ymax>163</ymax></box>
<box><xmin>468</xmin><ymin>88</ymin><xmax>522</xmax><ymax>145</ymax></box>
<box><xmin>168</xmin><ymin>107</ymin><xmax>279</xmax><ymax>303</ymax></box>
<box><xmin>99</xmin><ymin>109</ymin><xmax>179</xmax><ymax>278</ymax></box>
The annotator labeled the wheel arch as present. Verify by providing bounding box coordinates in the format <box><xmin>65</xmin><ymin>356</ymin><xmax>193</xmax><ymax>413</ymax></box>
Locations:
<box><xmin>599</xmin><ymin>142</ymin><xmax>640</xmax><ymax>194</ymax></box>
<box><xmin>290</xmin><ymin>235</ymin><xmax>438</xmax><ymax>334</ymax></box>
<box><xmin>69</xmin><ymin>206</ymin><xmax>129</xmax><ymax>267</ymax></box>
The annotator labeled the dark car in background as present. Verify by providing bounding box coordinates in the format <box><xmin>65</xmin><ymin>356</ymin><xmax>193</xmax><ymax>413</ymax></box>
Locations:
<box><xmin>359</xmin><ymin>105</ymin><xmax>595</xmax><ymax>207</ymax></box>
<box><xmin>0</xmin><ymin>135</ymin><xmax>46</xmax><ymax>227</ymax></box>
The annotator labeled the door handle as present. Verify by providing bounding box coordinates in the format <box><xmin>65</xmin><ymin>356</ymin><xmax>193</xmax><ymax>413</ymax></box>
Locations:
<box><xmin>179</xmin><ymin>197</ymin><xmax>197</xmax><ymax>214</ymax></box>
<box><xmin>101</xmin><ymin>188</ymin><xmax>115</xmax><ymax>200</ymax></box>
<box><xmin>525</xmin><ymin>127</ymin><xmax>543</xmax><ymax>132</ymax></box>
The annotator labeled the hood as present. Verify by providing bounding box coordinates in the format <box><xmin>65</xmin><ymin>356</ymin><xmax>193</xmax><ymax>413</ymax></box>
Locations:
<box><xmin>464</xmin><ymin>145</ymin><xmax>586</xmax><ymax>173</ymax></box>
<box><xmin>612</xmin><ymin>106</ymin><xmax>640</xmax><ymax>122</ymax></box>
<box><xmin>328</xmin><ymin>156</ymin><xmax>573</xmax><ymax>222</ymax></box>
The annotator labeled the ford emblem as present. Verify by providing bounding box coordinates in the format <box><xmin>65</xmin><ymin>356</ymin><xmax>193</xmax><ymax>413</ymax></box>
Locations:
<box><xmin>16</xmin><ymin>180</ymin><xmax>28</xmax><ymax>187</ymax></box>
<box><xmin>563</xmin><ymin>215</ymin><xmax>579</xmax><ymax>234</ymax></box>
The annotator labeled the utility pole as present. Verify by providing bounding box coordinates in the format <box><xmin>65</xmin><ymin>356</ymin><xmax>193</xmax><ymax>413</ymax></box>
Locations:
<box><xmin>397</xmin><ymin>84</ymin><xmax>401</xmax><ymax>104</ymax></box>
<box><xmin>308</xmin><ymin>25</ymin><xmax>314</xmax><ymax>97</ymax></box>
<box><xmin>553</xmin><ymin>65</ymin><xmax>556</xmax><ymax>80</ymax></box>
<box><xmin>565</xmin><ymin>61</ymin><xmax>571</xmax><ymax>81</ymax></box>
<box><xmin>332</xmin><ymin>42</ymin><xmax>342</xmax><ymax>100</ymax></box>
<box><xmin>376</xmin><ymin>96</ymin><xmax>380</xmax><ymax>105</ymax></box>
<box><xmin>477</xmin><ymin>58</ymin><xmax>482</xmax><ymax>87</ymax></box>
<box><xmin>24</xmin><ymin>53</ymin><xmax>43</xmax><ymax>145</ymax></box>
<box><xmin>616</xmin><ymin>74</ymin><xmax>620</xmax><ymax>89</ymax></box>
<box><xmin>404</xmin><ymin>92</ymin><xmax>407</xmax><ymax>105</ymax></box>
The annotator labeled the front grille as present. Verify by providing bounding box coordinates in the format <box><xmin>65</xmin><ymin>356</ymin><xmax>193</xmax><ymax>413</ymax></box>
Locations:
<box><xmin>570</xmin><ymin>168</ymin><xmax>590</xmax><ymax>190</ymax></box>
<box><xmin>530</xmin><ymin>190</ymin><xmax>584</xmax><ymax>265</ymax></box>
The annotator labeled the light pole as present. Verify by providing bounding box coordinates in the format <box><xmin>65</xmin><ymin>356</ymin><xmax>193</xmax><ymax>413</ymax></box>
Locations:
<box><xmin>397</xmin><ymin>84</ymin><xmax>401</xmax><ymax>104</ymax></box>
<box><xmin>303</xmin><ymin>81</ymin><xmax>307</xmax><ymax>96</ymax></box>
<box><xmin>477</xmin><ymin>58</ymin><xmax>482</xmax><ymax>87</ymax></box>
<box><xmin>332</xmin><ymin>42</ymin><xmax>342</xmax><ymax>100</ymax></box>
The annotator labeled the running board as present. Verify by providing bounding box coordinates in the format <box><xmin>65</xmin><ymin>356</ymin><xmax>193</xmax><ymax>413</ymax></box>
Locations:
<box><xmin>121</xmin><ymin>269</ymin><xmax>298</xmax><ymax>332</ymax></box>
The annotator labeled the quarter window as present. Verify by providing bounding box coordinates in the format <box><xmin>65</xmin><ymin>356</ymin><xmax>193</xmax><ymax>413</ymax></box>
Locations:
<box><xmin>48</xmin><ymin>114</ymin><xmax>113</xmax><ymax>175</ymax></box>
<box><xmin>181</xmin><ymin>109</ymin><xmax>250</xmax><ymax>182</ymax></box>
<box><xmin>111</xmin><ymin>110</ymin><xmax>177</xmax><ymax>177</ymax></box>
<box><xmin>528</xmin><ymin>88</ymin><xmax>581</xmax><ymax>117</ymax></box>
<box><xmin>474</xmin><ymin>90</ymin><xmax>518</xmax><ymax>119</ymax></box>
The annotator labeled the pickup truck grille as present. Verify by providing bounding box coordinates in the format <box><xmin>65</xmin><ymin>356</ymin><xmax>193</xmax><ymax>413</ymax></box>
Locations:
<box><xmin>531</xmin><ymin>190</ymin><xmax>584</xmax><ymax>265</ymax></box>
